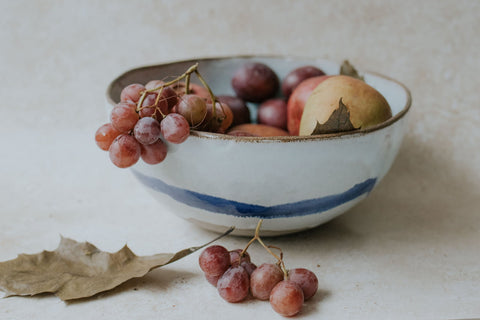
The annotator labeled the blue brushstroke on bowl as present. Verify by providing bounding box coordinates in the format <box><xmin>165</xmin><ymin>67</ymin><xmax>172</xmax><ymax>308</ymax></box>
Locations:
<box><xmin>132</xmin><ymin>169</ymin><xmax>376</xmax><ymax>218</ymax></box>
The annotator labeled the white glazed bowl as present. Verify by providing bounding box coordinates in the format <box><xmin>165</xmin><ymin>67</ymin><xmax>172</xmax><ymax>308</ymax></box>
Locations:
<box><xmin>106</xmin><ymin>56</ymin><xmax>411</xmax><ymax>236</ymax></box>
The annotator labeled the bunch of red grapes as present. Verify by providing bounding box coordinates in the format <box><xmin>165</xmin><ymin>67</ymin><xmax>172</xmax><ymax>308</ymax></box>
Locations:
<box><xmin>198</xmin><ymin>228</ymin><xmax>318</xmax><ymax>317</ymax></box>
<box><xmin>94</xmin><ymin>67</ymin><xmax>234</xmax><ymax>168</ymax></box>
<box><xmin>95</xmin><ymin>82</ymin><xmax>183</xmax><ymax>168</ymax></box>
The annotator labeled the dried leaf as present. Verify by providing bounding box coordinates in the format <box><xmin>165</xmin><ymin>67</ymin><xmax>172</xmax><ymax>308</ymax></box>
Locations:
<box><xmin>0</xmin><ymin>227</ymin><xmax>233</xmax><ymax>301</ymax></box>
<box><xmin>339</xmin><ymin>60</ymin><xmax>364</xmax><ymax>81</ymax></box>
<box><xmin>311</xmin><ymin>98</ymin><xmax>359</xmax><ymax>135</ymax></box>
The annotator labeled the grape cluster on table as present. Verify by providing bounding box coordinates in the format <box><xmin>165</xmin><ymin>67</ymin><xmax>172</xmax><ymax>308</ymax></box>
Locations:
<box><xmin>199</xmin><ymin>245</ymin><xmax>318</xmax><ymax>317</ymax></box>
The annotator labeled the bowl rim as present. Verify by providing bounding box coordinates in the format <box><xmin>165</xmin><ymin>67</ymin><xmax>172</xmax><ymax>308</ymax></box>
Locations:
<box><xmin>106</xmin><ymin>54</ymin><xmax>412</xmax><ymax>142</ymax></box>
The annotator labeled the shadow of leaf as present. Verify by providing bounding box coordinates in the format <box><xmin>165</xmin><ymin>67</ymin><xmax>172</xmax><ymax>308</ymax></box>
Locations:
<box><xmin>66</xmin><ymin>268</ymin><xmax>197</xmax><ymax>304</ymax></box>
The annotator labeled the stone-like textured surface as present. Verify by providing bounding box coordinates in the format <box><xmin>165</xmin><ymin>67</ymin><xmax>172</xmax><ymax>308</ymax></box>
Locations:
<box><xmin>0</xmin><ymin>1</ymin><xmax>479</xmax><ymax>319</ymax></box>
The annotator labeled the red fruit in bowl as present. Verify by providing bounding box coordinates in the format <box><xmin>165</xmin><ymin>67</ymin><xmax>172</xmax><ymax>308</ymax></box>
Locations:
<box><xmin>231</xmin><ymin>62</ymin><xmax>279</xmax><ymax>102</ymax></box>
<box><xmin>177</xmin><ymin>94</ymin><xmax>208</xmax><ymax>127</ymax></box>
<box><xmin>214</xmin><ymin>102</ymin><xmax>234</xmax><ymax>133</ymax></box>
<box><xmin>227</xmin><ymin>130</ymin><xmax>259</xmax><ymax>137</ymax></box>
<box><xmin>197</xmin><ymin>102</ymin><xmax>233</xmax><ymax>133</ymax></box>
<box><xmin>257</xmin><ymin>98</ymin><xmax>288</xmax><ymax>130</ymax></box>
<box><xmin>227</xmin><ymin>124</ymin><xmax>289</xmax><ymax>137</ymax></box>
<box><xmin>217</xmin><ymin>95</ymin><xmax>251</xmax><ymax>127</ymax></box>
<box><xmin>281</xmin><ymin>65</ymin><xmax>325</xmax><ymax>98</ymax></box>
<box><xmin>190</xmin><ymin>83</ymin><xmax>211</xmax><ymax>102</ymax></box>
<box><xmin>286</xmin><ymin>75</ymin><xmax>330</xmax><ymax>136</ymax></box>
<box><xmin>172</xmin><ymin>82</ymin><xmax>211</xmax><ymax>102</ymax></box>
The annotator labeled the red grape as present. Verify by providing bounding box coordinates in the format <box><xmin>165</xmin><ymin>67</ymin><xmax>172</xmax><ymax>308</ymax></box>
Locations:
<box><xmin>216</xmin><ymin>102</ymin><xmax>234</xmax><ymax>133</ymax></box>
<box><xmin>172</xmin><ymin>82</ymin><xmax>211</xmax><ymax>102</ymax></box>
<box><xmin>227</xmin><ymin>123</ymin><xmax>289</xmax><ymax>137</ymax></box>
<box><xmin>288</xmin><ymin>268</ymin><xmax>318</xmax><ymax>300</ymax></box>
<box><xmin>217</xmin><ymin>95</ymin><xmax>251</xmax><ymax>127</ymax></box>
<box><xmin>199</xmin><ymin>245</ymin><xmax>230</xmax><ymax>276</ymax></box>
<box><xmin>120</xmin><ymin>83</ymin><xmax>145</xmax><ymax>103</ymax></box>
<box><xmin>108</xmin><ymin>134</ymin><xmax>141</xmax><ymax>168</ymax></box>
<box><xmin>229</xmin><ymin>249</ymin><xmax>251</xmax><ymax>266</ymax></box>
<box><xmin>190</xmin><ymin>83</ymin><xmax>212</xmax><ymax>102</ymax></box>
<box><xmin>240</xmin><ymin>261</ymin><xmax>257</xmax><ymax>276</ymax></box>
<box><xmin>176</xmin><ymin>94</ymin><xmax>208</xmax><ymax>127</ymax></box>
<box><xmin>117</xmin><ymin>100</ymin><xmax>137</xmax><ymax>111</ymax></box>
<box><xmin>231</xmin><ymin>62</ymin><xmax>279</xmax><ymax>102</ymax></box>
<box><xmin>269</xmin><ymin>280</ymin><xmax>304</xmax><ymax>317</ymax></box>
<box><xmin>198</xmin><ymin>102</ymin><xmax>233</xmax><ymax>133</ymax></box>
<box><xmin>217</xmin><ymin>266</ymin><xmax>250</xmax><ymax>303</ymax></box>
<box><xmin>134</xmin><ymin>117</ymin><xmax>161</xmax><ymax>145</ymax></box>
<box><xmin>95</xmin><ymin>123</ymin><xmax>121</xmax><ymax>151</ymax></box>
<box><xmin>163</xmin><ymin>86</ymin><xmax>179</xmax><ymax>110</ymax></box>
<box><xmin>257</xmin><ymin>98</ymin><xmax>288</xmax><ymax>130</ymax></box>
<box><xmin>138</xmin><ymin>93</ymin><xmax>168</xmax><ymax>119</ymax></box>
<box><xmin>110</xmin><ymin>103</ymin><xmax>139</xmax><ymax>133</ymax></box>
<box><xmin>145</xmin><ymin>80</ymin><xmax>178</xmax><ymax>110</ymax></box>
<box><xmin>160</xmin><ymin>113</ymin><xmax>190</xmax><ymax>144</ymax></box>
<box><xmin>205</xmin><ymin>273</ymin><xmax>222</xmax><ymax>287</ymax></box>
<box><xmin>250</xmin><ymin>263</ymin><xmax>284</xmax><ymax>300</ymax></box>
<box><xmin>281</xmin><ymin>66</ymin><xmax>325</xmax><ymax>98</ymax></box>
<box><xmin>140</xmin><ymin>139</ymin><xmax>167</xmax><ymax>165</ymax></box>
<box><xmin>145</xmin><ymin>79</ymin><xmax>165</xmax><ymax>91</ymax></box>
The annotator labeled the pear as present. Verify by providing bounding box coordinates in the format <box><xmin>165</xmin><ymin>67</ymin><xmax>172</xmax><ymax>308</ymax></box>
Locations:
<box><xmin>298</xmin><ymin>75</ymin><xmax>392</xmax><ymax>135</ymax></box>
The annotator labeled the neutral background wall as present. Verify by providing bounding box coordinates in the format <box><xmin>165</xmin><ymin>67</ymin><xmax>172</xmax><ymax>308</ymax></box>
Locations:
<box><xmin>0</xmin><ymin>1</ymin><xmax>479</xmax><ymax>319</ymax></box>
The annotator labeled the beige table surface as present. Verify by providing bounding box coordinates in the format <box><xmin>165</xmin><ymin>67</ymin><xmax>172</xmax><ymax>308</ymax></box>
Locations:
<box><xmin>0</xmin><ymin>1</ymin><xmax>479</xmax><ymax>319</ymax></box>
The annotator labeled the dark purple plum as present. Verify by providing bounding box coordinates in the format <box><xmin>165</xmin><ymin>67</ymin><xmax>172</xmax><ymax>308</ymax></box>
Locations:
<box><xmin>281</xmin><ymin>65</ymin><xmax>325</xmax><ymax>98</ymax></box>
<box><xmin>257</xmin><ymin>98</ymin><xmax>288</xmax><ymax>130</ymax></box>
<box><xmin>231</xmin><ymin>62</ymin><xmax>279</xmax><ymax>102</ymax></box>
<box><xmin>217</xmin><ymin>95</ymin><xmax>251</xmax><ymax>127</ymax></box>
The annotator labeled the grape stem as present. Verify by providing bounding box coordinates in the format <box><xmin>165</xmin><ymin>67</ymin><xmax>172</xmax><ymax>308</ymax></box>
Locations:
<box><xmin>241</xmin><ymin>220</ymin><xmax>289</xmax><ymax>280</ymax></box>
<box><xmin>153</xmin><ymin>86</ymin><xmax>165</xmax><ymax>116</ymax></box>
<box><xmin>194</xmin><ymin>70</ymin><xmax>217</xmax><ymax>119</ymax></box>
<box><xmin>185</xmin><ymin>73</ymin><xmax>191</xmax><ymax>95</ymax></box>
<box><xmin>136</xmin><ymin>63</ymin><xmax>212</xmax><ymax>119</ymax></box>
<box><xmin>133</xmin><ymin>63</ymin><xmax>223</xmax><ymax>124</ymax></box>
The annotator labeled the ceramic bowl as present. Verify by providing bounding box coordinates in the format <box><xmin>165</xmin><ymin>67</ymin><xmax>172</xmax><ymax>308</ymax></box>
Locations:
<box><xmin>106</xmin><ymin>56</ymin><xmax>411</xmax><ymax>236</ymax></box>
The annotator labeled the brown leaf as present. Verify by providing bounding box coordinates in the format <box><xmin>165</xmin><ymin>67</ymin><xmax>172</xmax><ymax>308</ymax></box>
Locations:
<box><xmin>311</xmin><ymin>98</ymin><xmax>359</xmax><ymax>135</ymax></box>
<box><xmin>339</xmin><ymin>60</ymin><xmax>364</xmax><ymax>81</ymax></box>
<box><xmin>0</xmin><ymin>227</ymin><xmax>233</xmax><ymax>301</ymax></box>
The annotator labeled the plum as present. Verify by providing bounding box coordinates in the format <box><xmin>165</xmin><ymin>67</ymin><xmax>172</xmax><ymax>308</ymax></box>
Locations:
<box><xmin>257</xmin><ymin>98</ymin><xmax>287</xmax><ymax>130</ymax></box>
<box><xmin>227</xmin><ymin>123</ymin><xmax>289</xmax><ymax>137</ymax></box>
<box><xmin>281</xmin><ymin>65</ymin><xmax>325</xmax><ymax>98</ymax></box>
<box><xmin>217</xmin><ymin>95</ymin><xmax>251</xmax><ymax>127</ymax></box>
<box><xmin>231</xmin><ymin>62</ymin><xmax>279</xmax><ymax>102</ymax></box>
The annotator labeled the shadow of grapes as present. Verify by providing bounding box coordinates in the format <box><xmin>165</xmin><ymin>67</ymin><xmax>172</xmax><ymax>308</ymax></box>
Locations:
<box><xmin>298</xmin><ymin>289</ymin><xmax>331</xmax><ymax>317</ymax></box>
